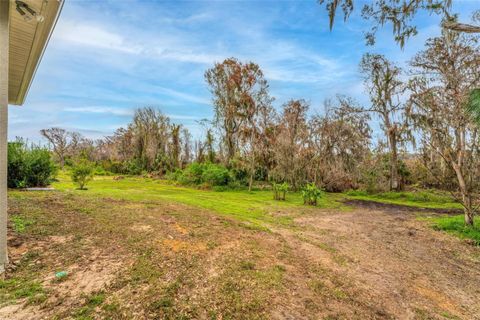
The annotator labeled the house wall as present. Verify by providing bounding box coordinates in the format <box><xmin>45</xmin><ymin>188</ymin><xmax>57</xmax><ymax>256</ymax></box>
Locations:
<box><xmin>0</xmin><ymin>0</ymin><xmax>9</xmax><ymax>276</ymax></box>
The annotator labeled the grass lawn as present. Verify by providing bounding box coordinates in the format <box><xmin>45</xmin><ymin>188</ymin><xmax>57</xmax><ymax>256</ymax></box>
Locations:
<box><xmin>344</xmin><ymin>189</ymin><xmax>462</xmax><ymax>210</ymax></box>
<box><xmin>431</xmin><ymin>215</ymin><xmax>480</xmax><ymax>245</ymax></box>
<box><xmin>1</xmin><ymin>175</ymin><xmax>356</xmax><ymax>319</ymax></box>
<box><xmin>2</xmin><ymin>175</ymin><xmax>480</xmax><ymax>319</ymax></box>
<box><xmin>52</xmin><ymin>173</ymin><xmax>346</xmax><ymax>230</ymax></box>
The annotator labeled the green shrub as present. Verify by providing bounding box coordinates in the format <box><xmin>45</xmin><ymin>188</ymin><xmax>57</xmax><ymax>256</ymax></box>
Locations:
<box><xmin>94</xmin><ymin>166</ymin><xmax>111</xmax><ymax>176</ymax></box>
<box><xmin>272</xmin><ymin>182</ymin><xmax>289</xmax><ymax>201</ymax></box>
<box><xmin>100</xmin><ymin>160</ymin><xmax>127</xmax><ymax>174</ymax></box>
<box><xmin>165</xmin><ymin>169</ymin><xmax>183</xmax><ymax>181</ymax></box>
<box><xmin>229</xmin><ymin>157</ymin><xmax>248</xmax><ymax>185</ymax></box>
<box><xmin>7</xmin><ymin>140</ymin><xmax>57</xmax><ymax>188</ymax></box>
<box><xmin>302</xmin><ymin>183</ymin><xmax>322</xmax><ymax>206</ymax></box>
<box><xmin>70</xmin><ymin>160</ymin><xmax>94</xmax><ymax>190</ymax></box>
<box><xmin>125</xmin><ymin>159</ymin><xmax>144</xmax><ymax>175</ymax></box>
<box><xmin>202</xmin><ymin>163</ymin><xmax>230</xmax><ymax>186</ymax></box>
<box><xmin>178</xmin><ymin>162</ymin><xmax>205</xmax><ymax>185</ymax></box>
<box><xmin>173</xmin><ymin>162</ymin><xmax>231</xmax><ymax>187</ymax></box>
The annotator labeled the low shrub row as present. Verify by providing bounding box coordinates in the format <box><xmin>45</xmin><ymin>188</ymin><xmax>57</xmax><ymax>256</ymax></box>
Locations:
<box><xmin>167</xmin><ymin>162</ymin><xmax>231</xmax><ymax>187</ymax></box>
<box><xmin>8</xmin><ymin>140</ymin><xmax>57</xmax><ymax>188</ymax></box>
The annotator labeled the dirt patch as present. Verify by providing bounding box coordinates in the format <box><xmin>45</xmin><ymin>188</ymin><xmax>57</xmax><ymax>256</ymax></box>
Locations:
<box><xmin>162</xmin><ymin>239</ymin><xmax>207</xmax><ymax>252</ymax></box>
<box><xmin>344</xmin><ymin>198</ymin><xmax>463</xmax><ymax>215</ymax></box>
<box><xmin>130</xmin><ymin>224</ymin><xmax>153</xmax><ymax>232</ymax></box>
<box><xmin>0</xmin><ymin>304</ymin><xmax>43</xmax><ymax>320</ymax></box>
<box><xmin>283</xmin><ymin>207</ymin><xmax>480</xmax><ymax>319</ymax></box>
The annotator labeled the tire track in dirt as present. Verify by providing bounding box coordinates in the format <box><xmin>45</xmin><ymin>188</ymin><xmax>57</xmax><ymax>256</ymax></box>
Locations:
<box><xmin>272</xmin><ymin>207</ymin><xmax>480</xmax><ymax>319</ymax></box>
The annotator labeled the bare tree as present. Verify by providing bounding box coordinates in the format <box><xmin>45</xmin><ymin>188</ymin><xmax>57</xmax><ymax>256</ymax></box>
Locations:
<box><xmin>360</xmin><ymin>54</ymin><xmax>408</xmax><ymax>191</ymax></box>
<box><xmin>181</xmin><ymin>128</ymin><xmax>192</xmax><ymax>167</ymax></box>
<box><xmin>40</xmin><ymin>127</ymin><xmax>69</xmax><ymax>168</ymax></box>
<box><xmin>170</xmin><ymin>124</ymin><xmax>181</xmax><ymax>169</ymax></box>
<box><xmin>309</xmin><ymin>96</ymin><xmax>371</xmax><ymax>191</ymax></box>
<box><xmin>132</xmin><ymin>107</ymin><xmax>170</xmax><ymax>171</ymax></box>
<box><xmin>205</xmin><ymin>58</ymin><xmax>244</xmax><ymax>163</ymax></box>
<box><xmin>113</xmin><ymin>127</ymin><xmax>135</xmax><ymax>162</ymax></box>
<box><xmin>272</xmin><ymin>99</ymin><xmax>310</xmax><ymax>190</ymax></box>
<box><xmin>408</xmin><ymin>29</ymin><xmax>480</xmax><ymax>226</ymax></box>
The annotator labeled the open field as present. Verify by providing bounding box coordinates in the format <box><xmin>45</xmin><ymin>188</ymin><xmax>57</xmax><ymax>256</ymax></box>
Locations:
<box><xmin>1</xmin><ymin>176</ymin><xmax>480</xmax><ymax>319</ymax></box>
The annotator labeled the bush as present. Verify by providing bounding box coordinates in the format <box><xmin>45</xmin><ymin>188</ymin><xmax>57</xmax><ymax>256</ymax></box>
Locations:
<box><xmin>302</xmin><ymin>183</ymin><xmax>322</xmax><ymax>206</ymax></box>
<box><xmin>8</xmin><ymin>140</ymin><xmax>57</xmax><ymax>188</ymax></box>
<box><xmin>94</xmin><ymin>166</ymin><xmax>111</xmax><ymax>176</ymax></box>
<box><xmin>178</xmin><ymin>163</ymin><xmax>205</xmax><ymax>185</ymax></box>
<box><xmin>202</xmin><ymin>163</ymin><xmax>230</xmax><ymax>186</ymax></box>
<box><xmin>125</xmin><ymin>159</ymin><xmax>144</xmax><ymax>175</ymax></box>
<box><xmin>165</xmin><ymin>169</ymin><xmax>183</xmax><ymax>181</ymax></box>
<box><xmin>70</xmin><ymin>160</ymin><xmax>94</xmax><ymax>190</ymax></box>
<box><xmin>272</xmin><ymin>182</ymin><xmax>289</xmax><ymax>200</ymax></box>
<box><xmin>173</xmin><ymin>162</ymin><xmax>231</xmax><ymax>187</ymax></box>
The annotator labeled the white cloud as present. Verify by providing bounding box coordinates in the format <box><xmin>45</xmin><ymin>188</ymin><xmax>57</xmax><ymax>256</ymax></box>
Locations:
<box><xmin>54</xmin><ymin>21</ymin><xmax>142</xmax><ymax>54</ymax></box>
<box><xmin>166</xmin><ymin>114</ymin><xmax>201</xmax><ymax>121</ymax></box>
<box><xmin>63</xmin><ymin>106</ymin><xmax>134</xmax><ymax>116</ymax></box>
<box><xmin>54</xmin><ymin>20</ymin><xmax>221</xmax><ymax>65</ymax></box>
<box><xmin>154</xmin><ymin>86</ymin><xmax>210</xmax><ymax>105</ymax></box>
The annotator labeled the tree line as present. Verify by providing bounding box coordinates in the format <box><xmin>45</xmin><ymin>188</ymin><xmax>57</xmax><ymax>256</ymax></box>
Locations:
<box><xmin>40</xmin><ymin>28</ymin><xmax>479</xmax><ymax>226</ymax></box>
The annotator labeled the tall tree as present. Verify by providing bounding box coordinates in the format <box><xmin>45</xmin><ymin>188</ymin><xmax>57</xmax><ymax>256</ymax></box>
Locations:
<box><xmin>181</xmin><ymin>128</ymin><xmax>192</xmax><ymax>167</ymax></box>
<box><xmin>205</xmin><ymin>58</ymin><xmax>273</xmax><ymax>190</ymax></box>
<box><xmin>309</xmin><ymin>96</ymin><xmax>371</xmax><ymax>191</ymax></box>
<box><xmin>408</xmin><ymin>30</ymin><xmax>480</xmax><ymax>226</ymax></box>
<box><xmin>272</xmin><ymin>99</ymin><xmax>310</xmax><ymax>190</ymax></box>
<box><xmin>170</xmin><ymin>124</ymin><xmax>181</xmax><ymax>169</ymax></box>
<box><xmin>132</xmin><ymin>107</ymin><xmax>170</xmax><ymax>171</ymax></box>
<box><xmin>40</xmin><ymin>127</ymin><xmax>69</xmax><ymax>168</ymax></box>
<box><xmin>318</xmin><ymin>0</ymin><xmax>480</xmax><ymax>47</ymax></box>
<box><xmin>205</xmin><ymin>129</ymin><xmax>216</xmax><ymax>163</ymax></box>
<box><xmin>360</xmin><ymin>54</ymin><xmax>408</xmax><ymax>191</ymax></box>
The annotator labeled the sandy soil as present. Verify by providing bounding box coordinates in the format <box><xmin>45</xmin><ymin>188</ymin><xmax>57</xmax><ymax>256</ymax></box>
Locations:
<box><xmin>273</xmin><ymin>206</ymin><xmax>480</xmax><ymax>319</ymax></box>
<box><xmin>1</xmin><ymin>195</ymin><xmax>479</xmax><ymax>319</ymax></box>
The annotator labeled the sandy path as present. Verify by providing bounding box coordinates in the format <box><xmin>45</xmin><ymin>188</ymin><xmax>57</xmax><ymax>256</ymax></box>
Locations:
<box><xmin>273</xmin><ymin>207</ymin><xmax>480</xmax><ymax>319</ymax></box>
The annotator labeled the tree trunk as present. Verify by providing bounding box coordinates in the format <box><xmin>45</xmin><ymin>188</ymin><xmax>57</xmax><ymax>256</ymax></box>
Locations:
<box><xmin>0</xmin><ymin>0</ymin><xmax>9</xmax><ymax>277</ymax></box>
<box><xmin>248</xmin><ymin>128</ymin><xmax>255</xmax><ymax>192</ymax></box>
<box><xmin>225</xmin><ymin>131</ymin><xmax>235</xmax><ymax>167</ymax></box>
<box><xmin>388</xmin><ymin>129</ymin><xmax>399</xmax><ymax>191</ymax></box>
<box><xmin>452</xmin><ymin>162</ymin><xmax>474</xmax><ymax>226</ymax></box>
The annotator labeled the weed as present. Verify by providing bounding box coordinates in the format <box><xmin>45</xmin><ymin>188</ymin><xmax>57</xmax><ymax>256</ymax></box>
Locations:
<box><xmin>240</xmin><ymin>260</ymin><xmax>256</xmax><ymax>270</ymax></box>
<box><xmin>0</xmin><ymin>278</ymin><xmax>46</xmax><ymax>305</ymax></box>
<box><xmin>11</xmin><ymin>215</ymin><xmax>33</xmax><ymax>233</ymax></box>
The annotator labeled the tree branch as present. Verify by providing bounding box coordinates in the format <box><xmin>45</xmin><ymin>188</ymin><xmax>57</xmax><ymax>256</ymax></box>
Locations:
<box><xmin>442</xmin><ymin>21</ymin><xmax>480</xmax><ymax>34</ymax></box>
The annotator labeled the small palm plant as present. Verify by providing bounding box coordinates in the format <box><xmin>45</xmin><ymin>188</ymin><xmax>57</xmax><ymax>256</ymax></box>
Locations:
<box><xmin>302</xmin><ymin>183</ymin><xmax>321</xmax><ymax>206</ymax></box>
<box><xmin>272</xmin><ymin>182</ymin><xmax>289</xmax><ymax>201</ymax></box>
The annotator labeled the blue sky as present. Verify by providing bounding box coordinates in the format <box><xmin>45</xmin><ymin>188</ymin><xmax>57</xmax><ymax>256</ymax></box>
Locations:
<box><xmin>9</xmin><ymin>0</ymin><xmax>479</xmax><ymax>142</ymax></box>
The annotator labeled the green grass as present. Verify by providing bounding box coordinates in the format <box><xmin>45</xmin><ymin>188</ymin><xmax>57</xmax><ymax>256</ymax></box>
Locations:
<box><xmin>48</xmin><ymin>173</ymin><xmax>346</xmax><ymax>230</ymax></box>
<box><xmin>431</xmin><ymin>215</ymin><xmax>480</xmax><ymax>245</ymax></box>
<box><xmin>0</xmin><ymin>278</ymin><xmax>46</xmax><ymax>305</ymax></box>
<box><xmin>72</xmin><ymin>292</ymin><xmax>106</xmax><ymax>320</ymax></box>
<box><xmin>0</xmin><ymin>250</ymin><xmax>47</xmax><ymax>306</ymax></box>
<box><xmin>19</xmin><ymin>172</ymin><xmax>478</xmax><ymax>244</ymax></box>
<box><xmin>10</xmin><ymin>215</ymin><xmax>34</xmax><ymax>233</ymax></box>
<box><xmin>345</xmin><ymin>189</ymin><xmax>462</xmax><ymax>210</ymax></box>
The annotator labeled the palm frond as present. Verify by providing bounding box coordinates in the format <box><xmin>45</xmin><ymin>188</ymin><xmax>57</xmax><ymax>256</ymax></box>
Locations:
<box><xmin>466</xmin><ymin>88</ymin><xmax>480</xmax><ymax>125</ymax></box>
